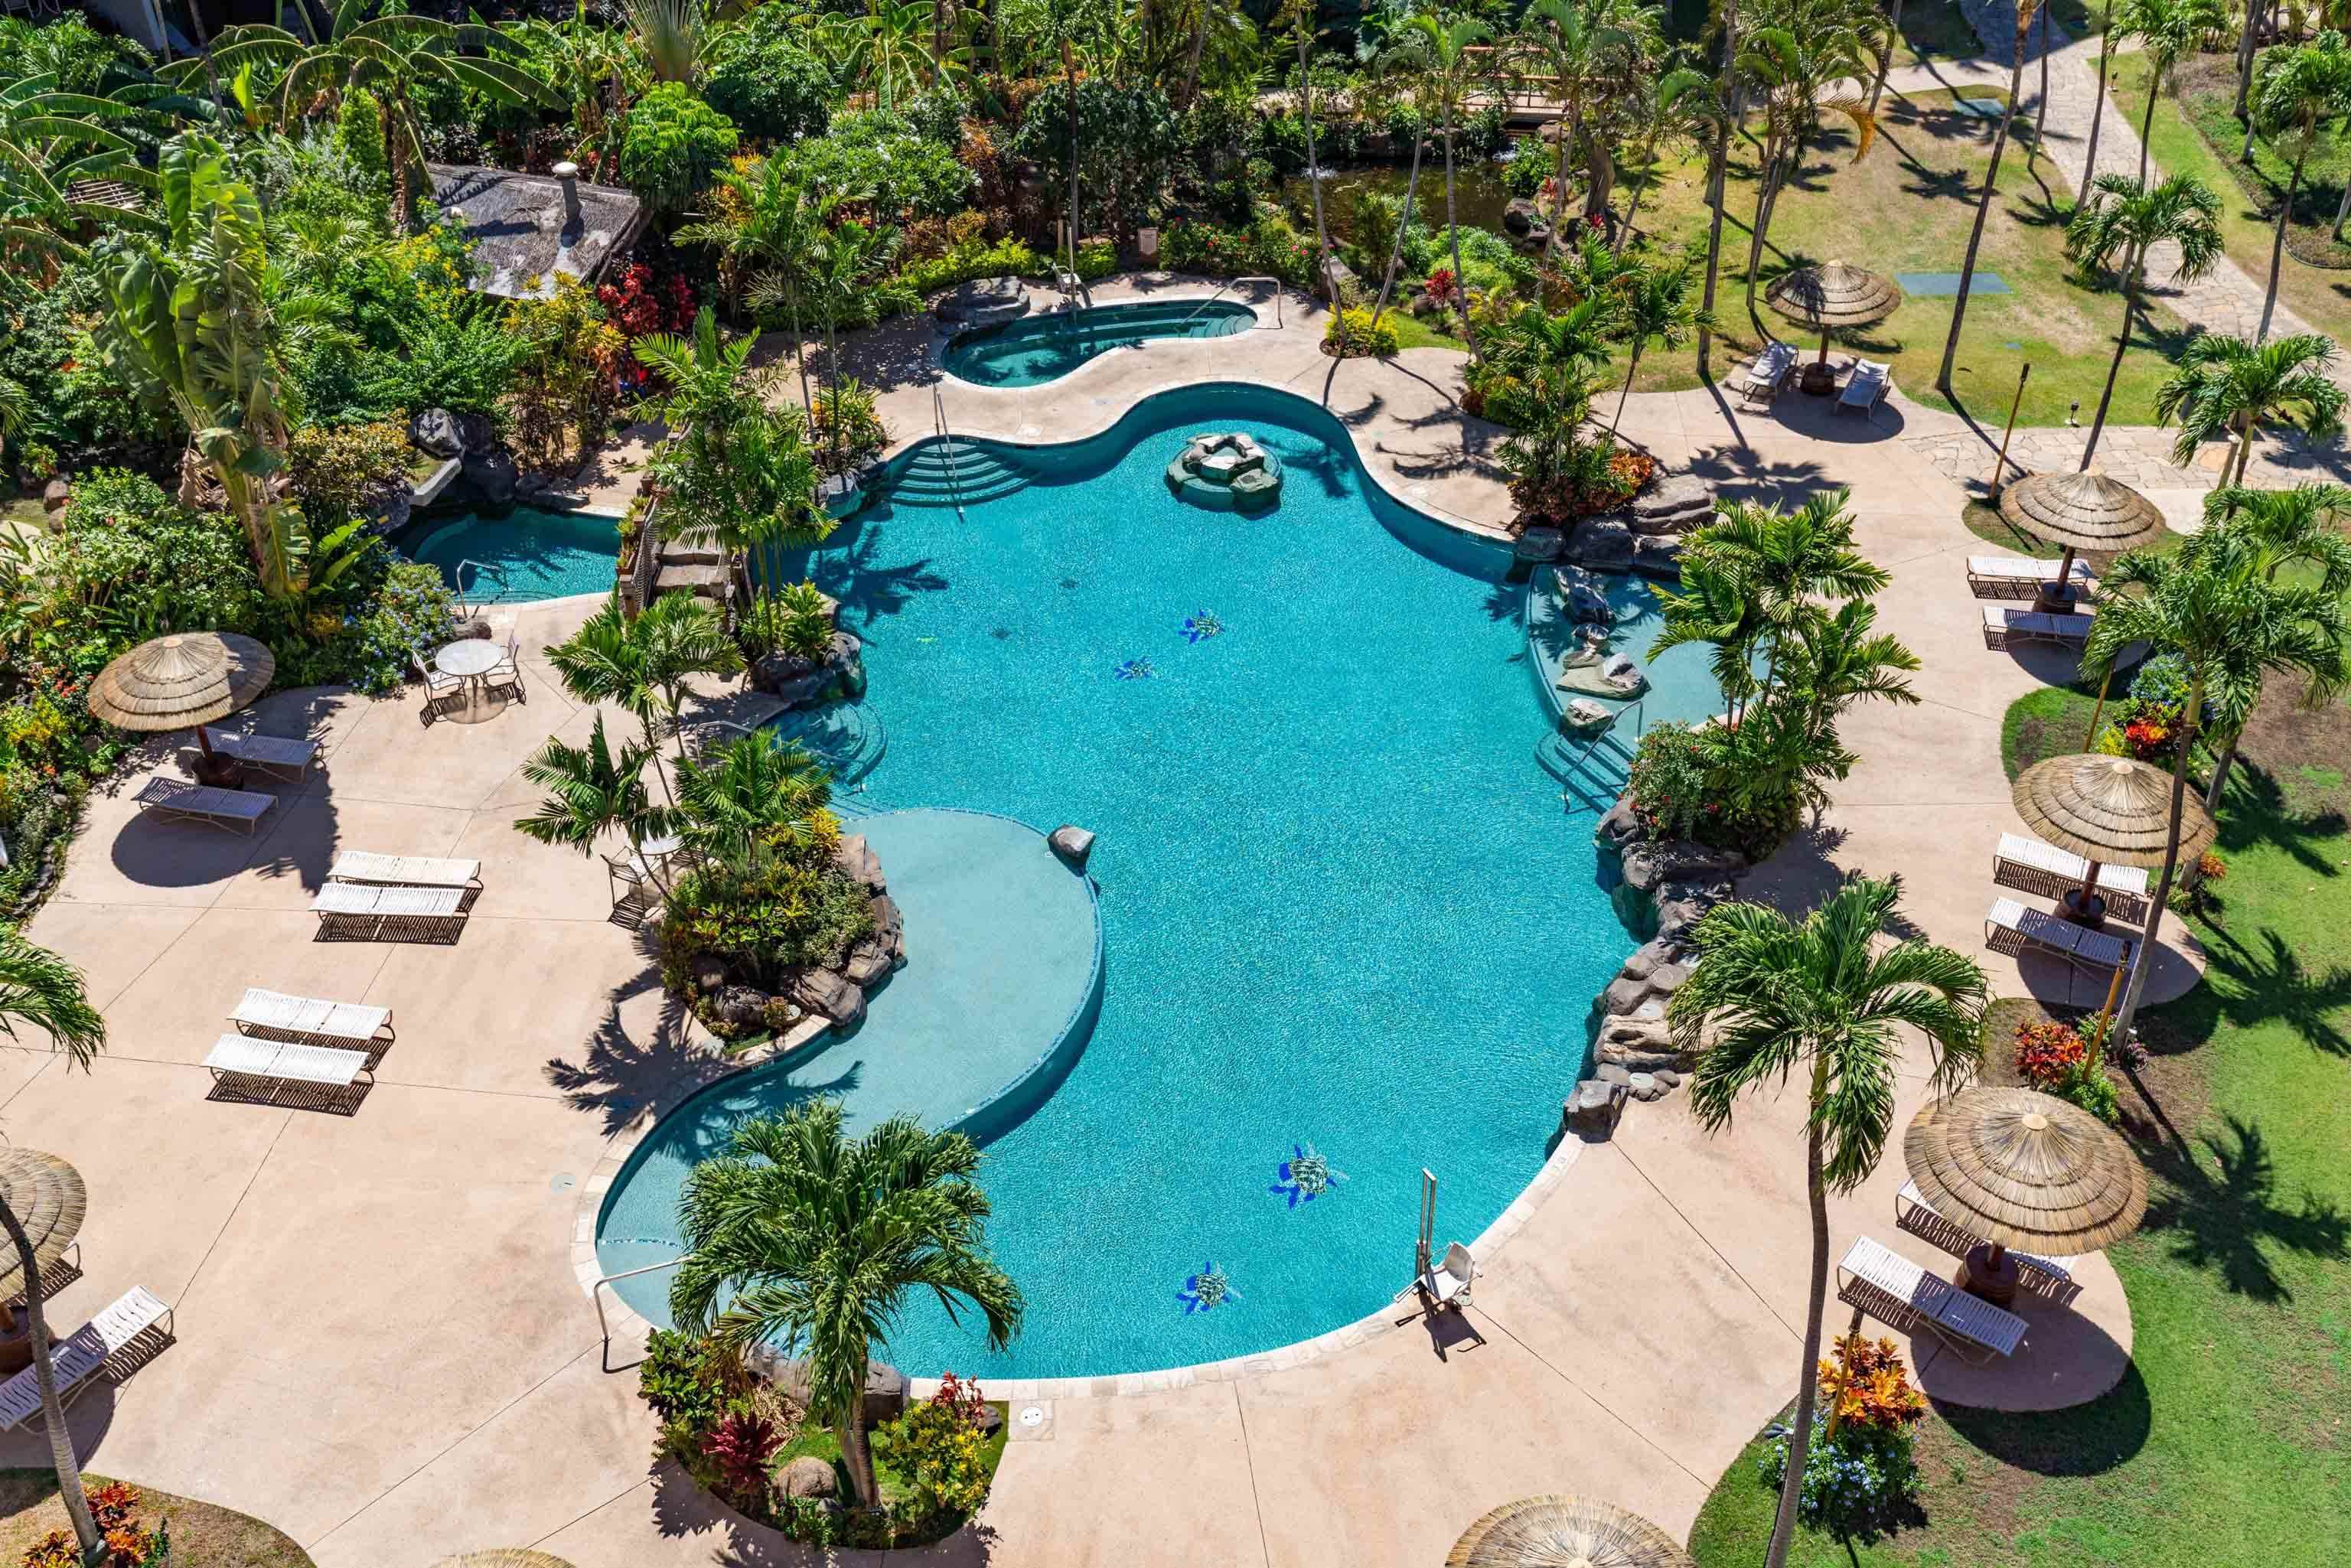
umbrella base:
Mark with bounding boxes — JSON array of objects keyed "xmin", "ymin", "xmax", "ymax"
[
  {"xmin": 1799, "ymin": 361, "xmax": 1838, "ymax": 396},
  {"xmin": 191, "ymin": 753, "xmax": 248, "ymax": 790},
  {"xmin": 2033, "ymin": 583, "xmax": 2085, "ymax": 616},
  {"xmin": 1961, "ymin": 1244, "xmax": 2021, "ymax": 1307},
  {"xmin": 2059, "ymin": 888, "xmax": 2109, "ymax": 930},
  {"xmin": 0, "ymin": 1306, "xmax": 29, "ymax": 1377}
]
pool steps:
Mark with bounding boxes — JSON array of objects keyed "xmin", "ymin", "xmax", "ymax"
[{"xmin": 885, "ymin": 438, "xmax": 1033, "ymax": 507}]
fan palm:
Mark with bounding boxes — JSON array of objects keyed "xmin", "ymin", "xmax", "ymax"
[
  {"xmin": 670, "ymin": 1102, "xmax": 1023, "ymax": 1508},
  {"xmin": 628, "ymin": 0, "xmax": 707, "ymax": 84},
  {"xmin": 0, "ymin": 930, "xmax": 108, "ymax": 1563},
  {"xmin": 2082, "ymin": 533, "xmax": 2350, "ymax": 1045},
  {"xmin": 2248, "ymin": 31, "xmax": 2351, "ymax": 341},
  {"xmin": 2154, "ymin": 331, "xmax": 2346, "ymax": 483},
  {"xmin": 2115, "ymin": 0, "xmax": 2229, "ymax": 184},
  {"xmin": 2064, "ymin": 173, "xmax": 2226, "ymax": 470},
  {"xmin": 673, "ymin": 733, "xmax": 835, "ymax": 872},
  {"xmin": 1669, "ymin": 877, "xmax": 1986, "ymax": 1568},
  {"xmin": 1608, "ymin": 256, "xmax": 1713, "ymax": 435},
  {"xmin": 1387, "ymin": 9, "xmax": 1496, "ymax": 357},
  {"xmin": 1935, "ymin": 0, "xmax": 2042, "ymax": 394},
  {"xmin": 515, "ymin": 712, "xmax": 671, "ymax": 892}
]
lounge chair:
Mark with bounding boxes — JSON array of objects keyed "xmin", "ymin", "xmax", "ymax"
[
  {"xmin": 411, "ymin": 649, "xmax": 468, "ymax": 725},
  {"xmin": 1965, "ymin": 556, "xmax": 2095, "ymax": 602},
  {"xmin": 230, "ymin": 987, "xmax": 394, "ymax": 1052},
  {"xmin": 1895, "ymin": 1180, "xmax": 2080, "ymax": 1305},
  {"xmin": 204, "ymin": 1033, "xmax": 375, "ymax": 1107},
  {"xmin": 0, "ymin": 1286, "xmax": 175, "ymax": 1432},
  {"xmin": 188, "ymin": 727, "xmax": 320, "ymax": 784},
  {"xmin": 483, "ymin": 632, "xmax": 527, "ymax": 706},
  {"xmin": 1736, "ymin": 341, "xmax": 1797, "ymax": 405},
  {"xmin": 132, "ymin": 777, "xmax": 275, "ymax": 835},
  {"xmin": 311, "ymin": 882, "xmax": 468, "ymax": 943},
  {"xmin": 1991, "ymin": 833, "xmax": 2151, "ymax": 924},
  {"xmin": 1419, "ymin": 1241, "xmax": 1475, "ymax": 1312},
  {"xmin": 1984, "ymin": 896, "xmax": 2134, "ymax": 989},
  {"xmin": 1835, "ymin": 1235, "xmax": 2026, "ymax": 1364},
  {"xmin": 1837, "ymin": 359, "xmax": 1891, "ymax": 417},
  {"xmin": 1981, "ymin": 604, "xmax": 2093, "ymax": 650},
  {"xmin": 328, "ymin": 852, "xmax": 484, "ymax": 896}
]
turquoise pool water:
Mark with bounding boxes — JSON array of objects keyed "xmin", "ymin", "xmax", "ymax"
[
  {"xmin": 405, "ymin": 507, "xmax": 619, "ymax": 601},
  {"xmin": 598, "ymin": 383, "xmax": 1723, "ymax": 1379},
  {"xmin": 943, "ymin": 299, "xmax": 1255, "ymax": 386}
]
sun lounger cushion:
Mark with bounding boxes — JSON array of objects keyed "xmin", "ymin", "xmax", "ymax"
[
  {"xmin": 133, "ymin": 777, "xmax": 275, "ymax": 833},
  {"xmin": 205, "ymin": 1033, "xmax": 370, "ymax": 1087},
  {"xmin": 1966, "ymin": 556, "xmax": 2095, "ymax": 601},
  {"xmin": 1985, "ymin": 896, "xmax": 2133, "ymax": 973},
  {"xmin": 200, "ymin": 728, "xmax": 320, "ymax": 777},
  {"xmin": 311, "ymin": 882, "xmax": 468, "ymax": 941},
  {"xmin": 0, "ymin": 1286, "xmax": 174, "ymax": 1431},
  {"xmin": 1981, "ymin": 604, "xmax": 2093, "ymax": 647},
  {"xmin": 328, "ymin": 852, "xmax": 483, "ymax": 890},
  {"xmin": 1837, "ymin": 1235, "xmax": 2026, "ymax": 1361},
  {"xmin": 1991, "ymin": 833, "xmax": 2151, "ymax": 922},
  {"xmin": 230, "ymin": 988, "xmax": 393, "ymax": 1047}
]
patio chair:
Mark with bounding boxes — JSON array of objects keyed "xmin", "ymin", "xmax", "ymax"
[
  {"xmin": 194, "ymin": 727, "xmax": 321, "ymax": 784},
  {"xmin": 203, "ymin": 1034, "xmax": 375, "ymax": 1109},
  {"xmin": 605, "ymin": 849, "xmax": 659, "ymax": 924},
  {"xmin": 1835, "ymin": 1235, "xmax": 2025, "ymax": 1364},
  {"xmin": 1981, "ymin": 604, "xmax": 2093, "ymax": 650},
  {"xmin": 1736, "ymin": 342, "xmax": 1796, "ymax": 406},
  {"xmin": 484, "ymin": 632, "xmax": 527, "ymax": 706},
  {"xmin": 411, "ymin": 649, "xmax": 468, "ymax": 725},
  {"xmin": 132, "ymin": 777, "xmax": 275, "ymax": 835},
  {"xmin": 1837, "ymin": 360, "xmax": 1891, "ymax": 417},
  {"xmin": 1419, "ymin": 1241, "xmax": 1475, "ymax": 1312},
  {"xmin": 0, "ymin": 1286, "xmax": 175, "ymax": 1432},
  {"xmin": 1991, "ymin": 833, "xmax": 2151, "ymax": 924},
  {"xmin": 1984, "ymin": 897, "xmax": 2134, "ymax": 988},
  {"xmin": 1895, "ymin": 1181, "xmax": 2080, "ymax": 1305},
  {"xmin": 230, "ymin": 986, "xmax": 395, "ymax": 1053},
  {"xmin": 1965, "ymin": 556, "xmax": 2095, "ymax": 602}
]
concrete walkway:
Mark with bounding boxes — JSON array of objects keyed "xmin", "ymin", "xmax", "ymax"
[{"xmin": 4, "ymin": 317, "xmax": 2164, "ymax": 1566}]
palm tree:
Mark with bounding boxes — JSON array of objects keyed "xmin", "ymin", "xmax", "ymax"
[
  {"xmin": 546, "ymin": 592, "xmax": 739, "ymax": 804},
  {"xmin": 681, "ymin": 161, "xmax": 831, "ymax": 408},
  {"xmin": 1516, "ymin": 0, "xmax": 1646, "ymax": 252},
  {"xmin": 2116, "ymin": 0, "xmax": 2229, "ymax": 186},
  {"xmin": 802, "ymin": 220, "xmax": 900, "ymax": 474},
  {"xmin": 0, "ymin": 930, "xmax": 109, "ymax": 1563},
  {"xmin": 670, "ymin": 1102, "xmax": 1022, "ymax": 1508},
  {"xmin": 1616, "ymin": 66, "xmax": 1719, "ymax": 261},
  {"xmin": 2083, "ymin": 16, "xmax": 2118, "ymax": 208},
  {"xmin": 1391, "ymin": 9, "xmax": 1496, "ymax": 357},
  {"xmin": 1368, "ymin": 29, "xmax": 1435, "ymax": 333},
  {"xmin": 2064, "ymin": 173, "xmax": 2226, "ymax": 469},
  {"xmin": 628, "ymin": 0, "xmax": 707, "ymax": 84},
  {"xmin": 1683, "ymin": 487, "xmax": 1890, "ymax": 693},
  {"xmin": 2084, "ymin": 533, "xmax": 2349, "ymax": 1045},
  {"xmin": 1669, "ymin": 878, "xmax": 1986, "ymax": 1568},
  {"xmin": 1608, "ymin": 256, "xmax": 1713, "ymax": 435},
  {"xmin": 1696, "ymin": 0, "xmax": 1742, "ymax": 375},
  {"xmin": 673, "ymin": 733, "xmax": 836, "ymax": 872},
  {"xmin": 1649, "ymin": 555, "xmax": 1761, "ymax": 720},
  {"xmin": 1781, "ymin": 595, "xmax": 1922, "ymax": 759},
  {"xmin": 1936, "ymin": 0, "xmax": 2043, "ymax": 394},
  {"xmin": 1282, "ymin": 0, "xmax": 1343, "ymax": 347},
  {"xmin": 515, "ymin": 712, "xmax": 673, "ymax": 895},
  {"xmin": 1734, "ymin": 6, "xmax": 1880, "ymax": 319},
  {"xmin": 2247, "ymin": 32, "xmax": 2351, "ymax": 342},
  {"xmin": 2153, "ymin": 331, "xmax": 2346, "ymax": 482}
]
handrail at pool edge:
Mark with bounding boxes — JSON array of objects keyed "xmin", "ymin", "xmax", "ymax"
[
  {"xmin": 594, "ymin": 1255, "xmax": 682, "ymax": 1368},
  {"xmin": 1183, "ymin": 275, "xmax": 1283, "ymax": 329}
]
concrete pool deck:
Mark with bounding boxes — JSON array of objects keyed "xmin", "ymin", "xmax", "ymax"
[{"xmin": 5, "ymin": 307, "xmax": 2177, "ymax": 1567}]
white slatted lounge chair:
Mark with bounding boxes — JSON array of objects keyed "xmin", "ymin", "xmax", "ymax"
[
  {"xmin": 230, "ymin": 987, "xmax": 395, "ymax": 1051},
  {"xmin": 1420, "ymin": 1241, "xmax": 1475, "ymax": 1312},
  {"xmin": 1737, "ymin": 341, "xmax": 1797, "ymax": 405},
  {"xmin": 197, "ymin": 727, "xmax": 321, "ymax": 783},
  {"xmin": 1895, "ymin": 1180, "xmax": 2079, "ymax": 1303},
  {"xmin": 1981, "ymin": 604, "xmax": 2093, "ymax": 650},
  {"xmin": 1991, "ymin": 833, "xmax": 2152, "ymax": 924},
  {"xmin": 1835, "ymin": 1235, "xmax": 2026, "ymax": 1364},
  {"xmin": 411, "ymin": 649, "xmax": 468, "ymax": 725},
  {"xmin": 328, "ymin": 852, "xmax": 484, "ymax": 894},
  {"xmin": 311, "ymin": 882, "xmax": 468, "ymax": 943},
  {"xmin": 204, "ymin": 1035, "xmax": 374, "ymax": 1106},
  {"xmin": 1965, "ymin": 556, "xmax": 2095, "ymax": 601},
  {"xmin": 0, "ymin": 1286, "xmax": 175, "ymax": 1432},
  {"xmin": 1985, "ymin": 896, "xmax": 2134, "ymax": 983},
  {"xmin": 133, "ymin": 777, "xmax": 276, "ymax": 835},
  {"xmin": 1837, "ymin": 359, "xmax": 1891, "ymax": 417}
]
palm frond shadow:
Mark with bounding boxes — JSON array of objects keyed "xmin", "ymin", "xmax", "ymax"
[
  {"xmin": 2216, "ymin": 762, "xmax": 2347, "ymax": 882},
  {"xmin": 2137, "ymin": 1114, "xmax": 2351, "ymax": 1301},
  {"xmin": 1935, "ymin": 1361, "xmax": 2153, "ymax": 1476}
]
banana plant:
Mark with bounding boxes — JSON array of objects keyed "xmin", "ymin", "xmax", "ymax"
[{"xmin": 0, "ymin": 71, "xmax": 170, "ymax": 270}]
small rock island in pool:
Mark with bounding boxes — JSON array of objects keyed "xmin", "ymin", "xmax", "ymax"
[{"xmin": 1166, "ymin": 431, "xmax": 1283, "ymax": 510}]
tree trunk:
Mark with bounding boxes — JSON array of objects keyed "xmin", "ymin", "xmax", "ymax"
[
  {"xmin": 840, "ymin": 1394, "xmax": 879, "ymax": 1506},
  {"xmin": 1550, "ymin": 101, "xmax": 1583, "ymax": 255},
  {"xmin": 2261, "ymin": 153, "xmax": 2304, "ymax": 342},
  {"xmin": 1368, "ymin": 126, "xmax": 1424, "ymax": 331},
  {"xmin": 1302, "ymin": 34, "xmax": 1344, "ymax": 349},
  {"xmin": 0, "ymin": 1202, "xmax": 99, "ymax": 1560},
  {"xmin": 1612, "ymin": 122, "xmax": 1663, "ymax": 259},
  {"xmin": 2111, "ymin": 675, "xmax": 2203, "ymax": 1046},
  {"xmin": 1937, "ymin": 32, "xmax": 2029, "ymax": 393},
  {"xmin": 2032, "ymin": 4, "xmax": 2050, "ymax": 162},
  {"xmin": 1446, "ymin": 118, "xmax": 1478, "ymax": 358},
  {"xmin": 1764, "ymin": 1089, "xmax": 1834, "ymax": 1568},
  {"xmin": 1611, "ymin": 344, "xmax": 1644, "ymax": 436},
  {"xmin": 2139, "ymin": 60, "xmax": 2161, "ymax": 186},
  {"xmin": 2079, "ymin": 262, "xmax": 2137, "ymax": 470},
  {"xmin": 1697, "ymin": 0, "xmax": 1742, "ymax": 374},
  {"xmin": 2234, "ymin": 413, "xmax": 2259, "ymax": 483},
  {"xmin": 2083, "ymin": 37, "xmax": 2112, "ymax": 207},
  {"xmin": 2238, "ymin": 0, "xmax": 2263, "ymax": 121},
  {"xmin": 2333, "ymin": 165, "xmax": 2351, "ymax": 238},
  {"xmin": 1743, "ymin": 143, "xmax": 1785, "ymax": 317},
  {"xmin": 1868, "ymin": 0, "xmax": 1905, "ymax": 116},
  {"xmin": 2204, "ymin": 726, "xmax": 2242, "ymax": 811},
  {"xmin": 1064, "ymin": 41, "xmax": 1081, "ymax": 280},
  {"xmin": 1182, "ymin": 0, "xmax": 1208, "ymax": 108},
  {"xmin": 789, "ymin": 286, "xmax": 812, "ymax": 412}
]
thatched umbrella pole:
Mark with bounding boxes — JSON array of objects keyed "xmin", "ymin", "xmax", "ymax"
[
  {"xmin": 1997, "ymin": 470, "xmax": 2167, "ymax": 615},
  {"xmin": 2014, "ymin": 751, "xmax": 2216, "ymax": 927},
  {"xmin": 87, "ymin": 632, "xmax": 276, "ymax": 790}
]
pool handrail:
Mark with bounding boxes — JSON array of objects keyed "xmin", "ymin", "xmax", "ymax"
[
  {"xmin": 593, "ymin": 1255, "xmax": 681, "ymax": 1368},
  {"xmin": 1183, "ymin": 276, "xmax": 1283, "ymax": 329},
  {"xmin": 452, "ymin": 557, "xmax": 511, "ymax": 618},
  {"xmin": 933, "ymin": 385, "xmax": 965, "ymax": 517}
]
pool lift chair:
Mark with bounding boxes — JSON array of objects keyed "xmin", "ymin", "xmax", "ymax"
[{"xmin": 1409, "ymin": 1168, "xmax": 1476, "ymax": 1315}]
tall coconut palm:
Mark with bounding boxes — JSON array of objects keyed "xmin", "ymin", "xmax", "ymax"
[
  {"xmin": 1671, "ymin": 877, "xmax": 1985, "ymax": 1568},
  {"xmin": 2083, "ymin": 17, "xmax": 2118, "ymax": 208},
  {"xmin": 2116, "ymin": 0, "xmax": 2229, "ymax": 186},
  {"xmin": 514, "ymin": 712, "xmax": 674, "ymax": 895},
  {"xmin": 1281, "ymin": 0, "xmax": 1343, "ymax": 347},
  {"xmin": 1608, "ymin": 256, "xmax": 1714, "ymax": 435},
  {"xmin": 1368, "ymin": 28, "xmax": 1436, "ymax": 332},
  {"xmin": 2190, "ymin": 484, "xmax": 2351, "ymax": 806},
  {"xmin": 1936, "ymin": 0, "xmax": 2043, "ymax": 395},
  {"xmin": 2064, "ymin": 173, "xmax": 2226, "ymax": 469},
  {"xmin": 1391, "ymin": 9, "xmax": 1496, "ymax": 358},
  {"xmin": 2083, "ymin": 533, "xmax": 2349, "ymax": 1045},
  {"xmin": 670, "ymin": 1102, "xmax": 1022, "ymax": 1508},
  {"xmin": 2153, "ymin": 331, "xmax": 2346, "ymax": 482},
  {"xmin": 1615, "ymin": 65, "xmax": 1718, "ymax": 259},
  {"xmin": 1733, "ymin": 5, "xmax": 1880, "ymax": 318},
  {"xmin": 0, "ymin": 931, "xmax": 108, "ymax": 1563},
  {"xmin": 2248, "ymin": 31, "xmax": 2351, "ymax": 341},
  {"xmin": 1696, "ymin": 0, "xmax": 1742, "ymax": 374}
]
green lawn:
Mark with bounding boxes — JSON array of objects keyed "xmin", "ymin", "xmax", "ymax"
[
  {"xmin": 1689, "ymin": 670, "xmax": 2351, "ymax": 1567},
  {"xmin": 1614, "ymin": 88, "xmax": 2190, "ymax": 425},
  {"xmin": 0, "ymin": 1472, "xmax": 311, "ymax": 1568}
]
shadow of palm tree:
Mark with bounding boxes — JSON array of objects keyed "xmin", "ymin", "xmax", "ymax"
[
  {"xmin": 2138, "ymin": 1114, "xmax": 2351, "ymax": 1302},
  {"xmin": 785, "ymin": 520, "xmax": 951, "ymax": 633},
  {"xmin": 546, "ymin": 960, "xmax": 732, "ymax": 1137},
  {"xmin": 2216, "ymin": 762, "xmax": 2348, "ymax": 882},
  {"xmin": 2196, "ymin": 925, "xmax": 2351, "ymax": 1058},
  {"xmin": 1935, "ymin": 1361, "xmax": 2153, "ymax": 1476}
]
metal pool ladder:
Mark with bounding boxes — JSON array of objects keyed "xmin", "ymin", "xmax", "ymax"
[
  {"xmin": 933, "ymin": 384, "xmax": 966, "ymax": 518},
  {"xmin": 1184, "ymin": 275, "xmax": 1283, "ymax": 328},
  {"xmin": 452, "ymin": 558, "xmax": 511, "ymax": 619}
]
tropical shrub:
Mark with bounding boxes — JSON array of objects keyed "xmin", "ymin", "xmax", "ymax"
[
  {"xmin": 1756, "ymin": 1333, "xmax": 1925, "ymax": 1540},
  {"xmin": 1623, "ymin": 720, "xmax": 1803, "ymax": 856},
  {"xmin": 335, "ymin": 86, "xmax": 393, "ymax": 206},
  {"xmin": 1159, "ymin": 214, "xmax": 1319, "ymax": 288},
  {"xmin": 660, "ymin": 851, "xmax": 876, "ymax": 994},
  {"xmin": 507, "ymin": 278, "xmax": 631, "ymax": 470},
  {"xmin": 1012, "ymin": 77, "xmax": 1182, "ymax": 245},
  {"xmin": 2014, "ymin": 1019, "xmax": 2122, "ymax": 1123},
  {"xmin": 1073, "ymin": 239, "xmax": 1119, "ymax": 281},
  {"xmin": 362, "ymin": 309, "xmax": 525, "ymax": 422},
  {"xmin": 807, "ymin": 379, "xmax": 889, "ymax": 478},
  {"xmin": 621, "ymin": 83, "xmax": 741, "ymax": 217},
  {"xmin": 739, "ymin": 582, "xmax": 836, "ymax": 664},
  {"xmin": 704, "ymin": 18, "xmax": 835, "ymax": 143},
  {"xmin": 788, "ymin": 109, "xmax": 973, "ymax": 220},
  {"xmin": 701, "ymin": 1410, "xmax": 784, "ymax": 1511},
  {"xmin": 897, "ymin": 237, "xmax": 1045, "ymax": 297},
  {"xmin": 21, "ymin": 1479, "xmax": 166, "ymax": 1568},
  {"xmin": 289, "ymin": 419, "xmax": 413, "ymax": 529},
  {"xmin": 1322, "ymin": 308, "xmax": 1399, "ymax": 358},
  {"xmin": 1502, "ymin": 137, "xmax": 1550, "ymax": 197},
  {"xmin": 872, "ymin": 1372, "xmax": 999, "ymax": 1522},
  {"xmin": 639, "ymin": 1327, "xmax": 735, "ymax": 1431},
  {"xmin": 2092, "ymin": 653, "xmax": 2196, "ymax": 764}
]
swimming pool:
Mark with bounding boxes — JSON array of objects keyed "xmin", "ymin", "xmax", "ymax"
[
  {"xmin": 404, "ymin": 506, "xmax": 619, "ymax": 602},
  {"xmin": 596, "ymin": 383, "xmax": 1723, "ymax": 1379},
  {"xmin": 942, "ymin": 299, "xmax": 1255, "ymax": 386}
]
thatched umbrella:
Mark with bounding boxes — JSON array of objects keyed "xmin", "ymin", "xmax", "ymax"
[
  {"xmin": 1764, "ymin": 261, "xmax": 1903, "ymax": 392},
  {"xmin": 431, "ymin": 1553, "xmax": 576, "ymax": 1568},
  {"xmin": 1997, "ymin": 470, "xmax": 2166, "ymax": 612},
  {"xmin": 87, "ymin": 631, "xmax": 275, "ymax": 787},
  {"xmin": 2014, "ymin": 751, "xmax": 2216, "ymax": 925},
  {"xmin": 1905, "ymin": 1087, "xmax": 2147, "ymax": 1304},
  {"xmin": 0, "ymin": 1149, "xmax": 87, "ymax": 1310},
  {"xmin": 1446, "ymin": 1495, "xmax": 1695, "ymax": 1568}
]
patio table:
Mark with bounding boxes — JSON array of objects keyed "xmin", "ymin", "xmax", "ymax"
[{"xmin": 434, "ymin": 638, "xmax": 507, "ymax": 719}]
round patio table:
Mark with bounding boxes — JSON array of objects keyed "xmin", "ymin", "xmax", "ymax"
[{"xmin": 434, "ymin": 638, "xmax": 507, "ymax": 719}]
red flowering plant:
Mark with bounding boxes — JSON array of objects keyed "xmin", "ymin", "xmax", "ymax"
[
  {"xmin": 699, "ymin": 1409, "xmax": 784, "ymax": 1512},
  {"xmin": 2014, "ymin": 1019, "xmax": 2090, "ymax": 1090},
  {"xmin": 596, "ymin": 262, "xmax": 700, "ymax": 395},
  {"xmin": 1423, "ymin": 267, "xmax": 1459, "ymax": 307}
]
